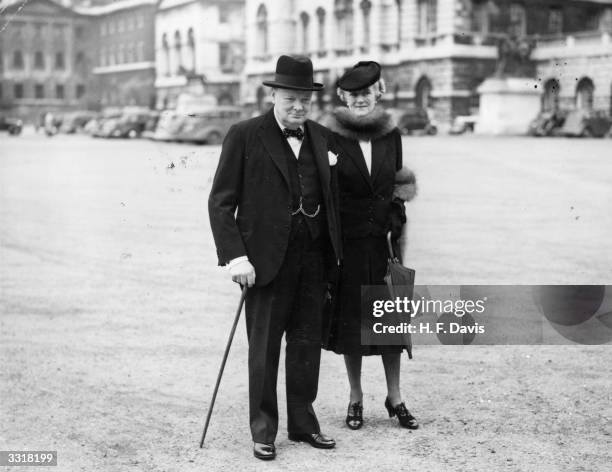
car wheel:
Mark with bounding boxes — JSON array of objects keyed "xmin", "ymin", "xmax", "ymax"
[
  {"xmin": 428, "ymin": 126, "xmax": 438, "ymax": 136},
  {"xmin": 206, "ymin": 131, "xmax": 222, "ymax": 145},
  {"xmin": 127, "ymin": 129, "xmax": 139, "ymax": 139}
]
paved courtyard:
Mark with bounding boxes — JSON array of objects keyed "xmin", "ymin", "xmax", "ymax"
[{"xmin": 1, "ymin": 132, "xmax": 611, "ymax": 471}]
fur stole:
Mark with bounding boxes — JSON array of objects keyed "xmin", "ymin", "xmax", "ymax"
[{"xmin": 326, "ymin": 106, "xmax": 395, "ymax": 141}]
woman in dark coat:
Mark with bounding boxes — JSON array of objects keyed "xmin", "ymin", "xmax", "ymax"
[{"xmin": 323, "ymin": 61, "xmax": 418, "ymax": 430}]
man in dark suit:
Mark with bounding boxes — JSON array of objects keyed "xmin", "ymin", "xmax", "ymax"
[{"xmin": 208, "ymin": 55, "xmax": 341, "ymax": 460}]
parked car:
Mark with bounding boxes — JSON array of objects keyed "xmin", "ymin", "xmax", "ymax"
[
  {"xmin": 150, "ymin": 110, "xmax": 187, "ymax": 141},
  {"xmin": 450, "ymin": 115, "xmax": 479, "ymax": 135},
  {"xmin": 59, "ymin": 111, "xmax": 97, "ymax": 134},
  {"xmin": 102, "ymin": 110, "xmax": 158, "ymax": 138},
  {"xmin": 0, "ymin": 115, "xmax": 23, "ymax": 135},
  {"xmin": 387, "ymin": 107, "xmax": 437, "ymax": 135},
  {"xmin": 174, "ymin": 107, "xmax": 244, "ymax": 144},
  {"xmin": 527, "ymin": 110, "xmax": 567, "ymax": 137},
  {"xmin": 558, "ymin": 109, "xmax": 612, "ymax": 138},
  {"xmin": 140, "ymin": 113, "xmax": 161, "ymax": 139},
  {"xmin": 90, "ymin": 110, "xmax": 123, "ymax": 137}
]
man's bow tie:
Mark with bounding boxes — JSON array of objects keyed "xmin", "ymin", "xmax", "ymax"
[{"xmin": 282, "ymin": 127, "xmax": 304, "ymax": 140}]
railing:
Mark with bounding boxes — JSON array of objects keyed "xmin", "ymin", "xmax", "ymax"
[{"xmin": 532, "ymin": 30, "xmax": 611, "ymax": 48}]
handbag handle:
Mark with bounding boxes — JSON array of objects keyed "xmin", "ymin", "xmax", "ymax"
[{"xmin": 386, "ymin": 231, "xmax": 399, "ymax": 263}]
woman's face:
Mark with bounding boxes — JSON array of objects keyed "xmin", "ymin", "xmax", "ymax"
[{"xmin": 344, "ymin": 86, "xmax": 378, "ymax": 116}]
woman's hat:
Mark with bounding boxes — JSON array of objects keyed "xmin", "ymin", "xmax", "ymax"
[
  {"xmin": 336, "ymin": 61, "xmax": 381, "ymax": 91},
  {"xmin": 262, "ymin": 55, "xmax": 324, "ymax": 91}
]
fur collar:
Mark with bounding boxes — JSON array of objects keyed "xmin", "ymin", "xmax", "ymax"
[{"xmin": 327, "ymin": 106, "xmax": 395, "ymax": 141}]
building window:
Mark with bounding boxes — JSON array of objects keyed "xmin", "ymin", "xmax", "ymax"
[
  {"xmin": 34, "ymin": 51, "xmax": 45, "ymax": 69},
  {"xmin": 395, "ymin": 0, "xmax": 403, "ymax": 45},
  {"xmin": 361, "ymin": 0, "xmax": 372, "ymax": 50},
  {"xmin": 576, "ymin": 77, "xmax": 594, "ymax": 111},
  {"xmin": 100, "ymin": 47, "xmax": 106, "ymax": 67},
  {"xmin": 126, "ymin": 43, "xmax": 134, "ymax": 63},
  {"xmin": 14, "ymin": 83, "xmax": 24, "ymax": 99},
  {"xmin": 34, "ymin": 22, "xmax": 45, "ymax": 38},
  {"xmin": 219, "ymin": 3, "xmax": 230, "ymax": 23},
  {"xmin": 76, "ymin": 84, "xmax": 85, "ymax": 99},
  {"xmin": 256, "ymin": 4, "xmax": 269, "ymax": 56},
  {"xmin": 137, "ymin": 13, "xmax": 144, "ymax": 29},
  {"xmin": 101, "ymin": 22, "xmax": 107, "ymax": 36},
  {"xmin": 118, "ymin": 44, "xmax": 125, "ymax": 64},
  {"xmin": 316, "ymin": 8, "xmax": 326, "ymax": 51},
  {"xmin": 35, "ymin": 84, "xmax": 45, "ymax": 99},
  {"xmin": 187, "ymin": 28, "xmax": 195, "ymax": 72},
  {"xmin": 55, "ymin": 52, "xmax": 65, "ymax": 69},
  {"xmin": 471, "ymin": 0, "xmax": 490, "ymax": 35},
  {"xmin": 127, "ymin": 14, "xmax": 134, "ymax": 31},
  {"xmin": 509, "ymin": 2, "xmax": 526, "ymax": 36},
  {"xmin": 174, "ymin": 30, "xmax": 182, "ymax": 74},
  {"xmin": 118, "ymin": 18, "xmax": 124, "ymax": 33},
  {"xmin": 162, "ymin": 33, "xmax": 170, "ymax": 75},
  {"xmin": 548, "ymin": 8, "xmax": 563, "ymax": 34},
  {"xmin": 334, "ymin": 0, "xmax": 355, "ymax": 51},
  {"xmin": 109, "ymin": 46, "xmax": 115, "ymax": 66},
  {"xmin": 13, "ymin": 50, "xmax": 24, "ymax": 69},
  {"xmin": 417, "ymin": 0, "xmax": 437, "ymax": 36},
  {"xmin": 219, "ymin": 42, "xmax": 232, "ymax": 72},
  {"xmin": 75, "ymin": 25, "xmax": 84, "ymax": 39},
  {"xmin": 75, "ymin": 51, "xmax": 85, "ymax": 72},
  {"xmin": 109, "ymin": 20, "xmax": 115, "ymax": 34},
  {"xmin": 56, "ymin": 84, "xmax": 64, "ymax": 99},
  {"xmin": 137, "ymin": 41, "xmax": 145, "ymax": 62},
  {"xmin": 542, "ymin": 79, "xmax": 560, "ymax": 112},
  {"xmin": 53, "ymin": 24, "xmax": 66, "ymax": 41},
  {"xmin": 300, "ymin": 12, "xmax": 310, "ymax": 52}
]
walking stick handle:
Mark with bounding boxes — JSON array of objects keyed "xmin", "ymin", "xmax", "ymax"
[{"xmin": 199, "ymin": 285, "xmax": 248, "ymax": 447}]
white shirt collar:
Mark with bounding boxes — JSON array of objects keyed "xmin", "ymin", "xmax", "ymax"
[{"xmin": 273, "ymin": 107, "xmax": 304, "ymax": 135}]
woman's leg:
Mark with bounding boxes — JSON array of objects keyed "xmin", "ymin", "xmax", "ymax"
[
  {"xmin": 344, "ymin": 354, "xmax": 363, "ymax": 403},
  {"xmin": 381, "ymin": 353, "xmax": 402, "ymax": 405}
]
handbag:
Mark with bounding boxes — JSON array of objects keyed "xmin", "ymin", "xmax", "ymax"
[
  {"xmin": 384, "ymin": 232, "xmax": 415, "ymax": 299},
  {"xmin": 383, "ymin": 232, "xmax": 415, "ymax": 358}
]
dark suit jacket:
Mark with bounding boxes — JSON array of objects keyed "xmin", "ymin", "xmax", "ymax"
[
  {"xmin": 333, "ymin": 128, "xmax": 403, "ymax": 239},
  {"xmin": 208, "ymin": 109, "xmax": 341, "ymax": 287}
]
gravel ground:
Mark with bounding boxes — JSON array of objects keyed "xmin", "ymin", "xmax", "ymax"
[{"xmin": 1, "ymin": 133, "xmax": 611, "ymax": 471}]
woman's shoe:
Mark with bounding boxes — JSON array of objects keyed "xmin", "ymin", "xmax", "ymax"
[
  {"xmin": 345, "ymin": 401, "xmax": 363, "ymax": 430},
  {"xmin": 384, "ymin": 398, "xmax": 419, "ymax": 429}
]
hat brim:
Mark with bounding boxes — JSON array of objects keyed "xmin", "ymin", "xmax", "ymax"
[{"xmin": 262, "ymin": 80, "xmax": 324, "ymax": 91}]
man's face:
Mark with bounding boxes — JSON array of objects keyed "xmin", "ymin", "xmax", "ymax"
[{"xmin": 272, "ymin": 88, "xmax": 313, "ymax": 129}]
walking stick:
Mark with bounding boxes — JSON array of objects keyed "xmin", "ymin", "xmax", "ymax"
[{"xmin": 199, "ymin": 285, "xmax": 248, "ymax": 448}]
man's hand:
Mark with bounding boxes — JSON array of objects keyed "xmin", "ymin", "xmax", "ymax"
[{"xmin": 229, "ymin": 259, "xmax": 256, "ymax": 287}]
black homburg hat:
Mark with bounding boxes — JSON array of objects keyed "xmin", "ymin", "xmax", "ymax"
[{"xmin": 262, "ymin": 55, "xmax": 324, "ymax": 91}]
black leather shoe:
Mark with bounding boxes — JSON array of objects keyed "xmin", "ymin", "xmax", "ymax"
[
  {"xmin": 253, "ymin": 442, "xmax": 276, "ymax": 460},
  {"xmin": 345, "ymin": 401, "xmax": 363, "ymax": 430},
  {"xmin": 384, "ymin": 398, "xmax": 419, "ymax": 429},
  {"xmin": 288, "ymin": 432, "xmax": 336, "ymax": 449}
]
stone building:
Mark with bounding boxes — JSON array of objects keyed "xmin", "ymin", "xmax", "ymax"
[
  {"xmin": 154, "ymin": 0, "xmax": 245, "ymax": 109},
  {"xmin": 243, "ymin": 0, "xmax": 612, "ymax": 125},
  {"xmin": 0, "ymin": 0, "xmax": 96, "ymax": 120},
  {"xmin": 76, "ymin": 0, "xmax": 158, "ymax": 109}
]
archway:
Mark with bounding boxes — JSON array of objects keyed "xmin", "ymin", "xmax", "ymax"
[
  {"xmin": 575, "ymin": 77, "xmax": 594, "ymax": 111},
  {"xmin": 415, "ymin": 76, "xmax": 433, "ymax": 109}
]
